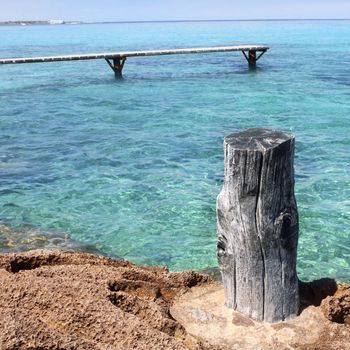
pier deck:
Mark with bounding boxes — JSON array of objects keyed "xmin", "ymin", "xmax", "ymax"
[{"xmin": 0, "ymin": 44, "xmax": 269, "ymax": 77}]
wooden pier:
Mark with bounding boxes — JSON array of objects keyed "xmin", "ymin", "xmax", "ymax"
[{"xmin": 0, "ymin": 44, "xmax": 269, "ymax": 78}]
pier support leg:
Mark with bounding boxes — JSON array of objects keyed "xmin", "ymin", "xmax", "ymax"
[
  {"xmin": 242, "ymin": 49, "xmax": 267, "ymax": 69},
  {"xmin": 105, "ymin": 57, "xmax": 126, "ymax": 79},
  {"xmin": 248, "ymin": 50, "xmax": 257, "ymax": 68}
]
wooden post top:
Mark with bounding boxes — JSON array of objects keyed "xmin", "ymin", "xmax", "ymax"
[{"xmin": 224, "ymin": 128, "xmax": 294, "ymax": 151}]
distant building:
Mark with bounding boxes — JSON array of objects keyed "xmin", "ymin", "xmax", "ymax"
[{"xmin": 48, "ymin": 19, "xmax": 64, "ymax": 25}]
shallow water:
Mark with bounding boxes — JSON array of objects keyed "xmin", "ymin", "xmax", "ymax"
[{"xmin": 0, "ymin": 21, "xmax": 349, "ymax": 281}]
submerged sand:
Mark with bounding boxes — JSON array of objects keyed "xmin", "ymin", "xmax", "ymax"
[{"xmin": 0, "ymin": 250, "xmax": 349, "ymax": 349}]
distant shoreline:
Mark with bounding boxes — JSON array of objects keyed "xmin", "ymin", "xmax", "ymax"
[
  {"xmin": 1, "ymin": 18, "xmax": 350, "ymax": 26},
  {"xmin": 0, "ymin": 20, "xmax": 81, "ymax": 25}
]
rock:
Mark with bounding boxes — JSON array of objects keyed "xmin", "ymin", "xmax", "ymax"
[
  {"xmin": 171, "ymin": 283, "xmax": 350, "ymax": 350},
  {"xmin": 321, "ymin": 283, "xmax": 350, "ymax": 326},
  {"xmin": 1, "ymin": 250, "xmax": 349, "ymax": 350},
  {"xmin": 0, "ymin": 224, "xmax": 100, "ymax": 254},
  {"xmin": 0, "ymin": 250, "xmax": 211, "ymax": 350}
]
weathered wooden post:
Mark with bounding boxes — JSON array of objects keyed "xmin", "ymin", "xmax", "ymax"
[{"xmin": 217, "ymin": 128, "xmax": 299, "ymax": 323}]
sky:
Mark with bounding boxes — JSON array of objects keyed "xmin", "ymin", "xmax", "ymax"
[{"xmin": 1, "ymin": 0, "xmax": 350, "ymax": 22}]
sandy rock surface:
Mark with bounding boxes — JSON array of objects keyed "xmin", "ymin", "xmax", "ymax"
[
  {"xmin": 171, "ymin": 283, "xmax": 350, "ymax": 350},
  {"xmin": 0, "ymin": 250, "xmax": 349, "ymax": 350},
  {"xmin": 0, "ymin": 250, "xmax": 211, "ymax": 350}
]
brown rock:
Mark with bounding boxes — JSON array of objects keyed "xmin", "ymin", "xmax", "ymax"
[
  {"xmin": 0, "ymin": 250, "xmax": 211, "ymax": 350},
  {"xmin": 321, "ymin": 283, "xmax": 350, "ymax": 326},
  {"xmin": 1, "ymin": 250, "xmax": 350, "ymax": 350}
]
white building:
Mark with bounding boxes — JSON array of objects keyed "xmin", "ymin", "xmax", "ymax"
[{"xmin": 48, "ymin": 19, "xmax": 64, "ymax": 25}]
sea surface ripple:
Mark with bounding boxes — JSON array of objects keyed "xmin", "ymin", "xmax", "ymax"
[{"xmin": 0, "ymin": 20, "xmax": 349, "ymax": 281}]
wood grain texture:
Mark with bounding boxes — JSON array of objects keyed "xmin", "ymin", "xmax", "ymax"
[{"xmin": 217, "ymin": 128, "xmax": 299, "ymax": 323}]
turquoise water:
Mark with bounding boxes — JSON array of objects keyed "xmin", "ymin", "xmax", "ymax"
[{"xmin": 0, "ymin": 21, "xmax": 349, "ymax": 281}]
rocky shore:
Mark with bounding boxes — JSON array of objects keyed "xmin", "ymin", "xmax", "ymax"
[
  {"xmin": 0, "ymin": 20, "xmax": 81, "ymax": 25},
  {"xmin": 0, "ymin": 250, "xmax": 349, "ymax": 349}
]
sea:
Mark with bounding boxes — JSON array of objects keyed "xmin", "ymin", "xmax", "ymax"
[{"xmin": 0, "ymin": 20, "xmax": 349, "ymax": 282}]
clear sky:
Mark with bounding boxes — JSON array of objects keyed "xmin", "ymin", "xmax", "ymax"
[{"xmin": 1, "ymin": 0, "xmax": 350, "ymax": 22}]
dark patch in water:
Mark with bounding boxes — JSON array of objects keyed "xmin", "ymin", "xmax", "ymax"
[
  {"xmin": 2, "ymin": 203, "xmax": 20, "ymax": 208},
  {"xmin": 0, "ymin": 189, "xmax": 22, "ymax": 195},
  {"xmin": 315, "ymin": 73, "xmax": 350, "ymax": 87}
]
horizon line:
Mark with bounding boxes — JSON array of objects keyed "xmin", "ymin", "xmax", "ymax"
[
  {"xmin": 2, "ymin": 18, "xmax": 350, "ymax": 24},
  {"xmin": 87, "ymin": 18, "xmax": 350, "ymax": 24}
]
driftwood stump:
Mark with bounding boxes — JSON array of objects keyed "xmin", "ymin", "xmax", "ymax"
[{"xmin": 217, "ymin": 128, "xmax": 299, "ymax": 323}]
